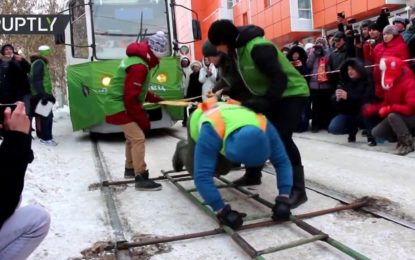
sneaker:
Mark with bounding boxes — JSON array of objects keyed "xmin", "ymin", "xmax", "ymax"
[
  {"xmin": 367, "ymin": 136, "xmax": 377, "ymax": 146},
  {"xmin": 135, "ymin": 172, "xmax": 161, "ymax": 191},
  {"xmin": 40, "ymin": 139, "xmax": 58, "ymax": 146},
  {"xmin": 347, "ymin": 134, "xmax": 356, "ymax": 143},
  {"xmin": 124, "ymin": 168, "xmax": 135, "ymax": 179}
]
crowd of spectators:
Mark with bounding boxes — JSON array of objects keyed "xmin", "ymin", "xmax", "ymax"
[{"xmin": 277, "ymin": 8, "xmax": 415, "ymax": 155}]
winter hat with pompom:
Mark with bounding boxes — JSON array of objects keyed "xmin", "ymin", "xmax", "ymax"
[
  {"xmin": 148, "ymin": 31, "xmax": 169, "ymax": 58},
  {"xmin": 383, "ymin": 25, "xmax": 399, "ymax": 36}
]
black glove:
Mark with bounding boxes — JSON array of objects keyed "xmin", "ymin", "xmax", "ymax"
[
  {"xmin": 272, "ymin": 196, "xmax": 291, "ymax": 221},
  {"xmin": 41, "ymin": 96, "xmax": 48, "ymax": 105},
  {"xmin": 216, "ymin": 204, "xmax": 246, "ymax": 230}
]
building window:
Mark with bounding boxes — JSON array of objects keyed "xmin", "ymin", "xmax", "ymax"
[
  {"xmin": 298, "ymin": 0, "xmax": 311, "ymax": 19},
  {"xmin": 243, "ymin": 12, "xmax": 248, "ymax": 25}
]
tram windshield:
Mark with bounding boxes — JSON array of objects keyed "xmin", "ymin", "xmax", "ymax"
[{"xmin": 93, "ymin": 0, "xmax": 170, "ymax": 59}]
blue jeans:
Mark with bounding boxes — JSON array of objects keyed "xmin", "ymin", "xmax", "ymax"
[
  {"xmin": 0, "ymin": 205, "xmax": 50, "ymax": 260},
  {"xmin": 36, "ymin": 112, "xmax": 53, "ymax": 141},
  {"xmin": 328, "ymin": 114, "xmax": 363, "ymax": 136}
]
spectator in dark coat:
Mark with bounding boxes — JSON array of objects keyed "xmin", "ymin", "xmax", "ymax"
[
  {"xmin": 182, "ymin": 60, "xmax": 203, "ymax": 126},
  {"xmin": 0, "ymin": 44, "xmax": 31, "ymax": 111},
  {"xmin": 306, "ymin": 37, "xmax": 333, "ymax": 132},
  {"xmin": 328, "ymin": 58, "xmax": 376, "ymax": 145}
]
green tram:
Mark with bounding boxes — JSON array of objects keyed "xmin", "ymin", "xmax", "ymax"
[{"xmin": 60, "ymin": 0, "xmax": 200, "ymax": 133}]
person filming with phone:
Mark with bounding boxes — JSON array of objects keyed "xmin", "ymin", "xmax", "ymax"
[
  {"xmin": 0, "ymin": 44, "xmax": 32, "ymax": 113},
  {"xmin": 0, "ymin": 101, "xmax": 50, "ymax": 259}
]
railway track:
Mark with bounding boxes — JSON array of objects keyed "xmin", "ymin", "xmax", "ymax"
[
  {"xmin": 91, "ymin": 129, "xmax": 415, "ymax": 259},
  {"xmin": 161, "ymin": 128, "xmax": 415, "ymax": 231}
]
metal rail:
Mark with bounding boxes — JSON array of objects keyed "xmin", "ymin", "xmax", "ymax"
[
  {"xmin": 262, "ymin": 166, "xmax": 415, "ymax": 231},
  {"xmin": 92, "ymin": 140, "xmax": 131, "ymax": 259},
  {"xmin": 161, "ymin": 170, "xmax": 369, "ymax": 259},
  {"xmin": 115, "ymin": 201, "xmax": 367, "ymax": 250}
]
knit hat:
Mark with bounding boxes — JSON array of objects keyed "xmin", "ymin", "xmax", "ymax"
[
  {"xmin": 333, "ymin": 31, "xmax": 346, "ymax": 41},
  {"xmin": 202, "ymin": 40, "xmax": 219, "ymax": 57},
  {"xmin": 369, "ymin": 23, "xmax": 380, "ymax": 31},
  {"xmin": 315, "ymin": 37, "xmax": 326, "ymax": 46},
  {"xmin": 208, "ymin": 19, "xmax": 239, "ymax": 46},
  {"xmin": 225, "ymin": 126, "xmax": 270, "ymax": 167},
  {"xmin": 38, "ymin": 45, "xmax": 51, "ymax": 56},
  {"xmin": 148, "ymin": 31, "xmax": 169, "ymax": 58},
  {"xmin": 383, "ymin": 25, "xmax": 399, "ymax": 35},
  {"xmin": 361, "ymin": 20, "xmax": 374, "ymax": 28},
  {"xmin": 1, "ymin": 44, "xmax": 14, "ymax": 55},
  {"xmin": 393, "ymin": 16, "xmax": 406, "ymax": 26}
]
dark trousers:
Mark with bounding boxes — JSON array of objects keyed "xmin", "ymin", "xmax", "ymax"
[
  {"xmin": 328, "ymin": 114, "xmax": 365, "ymax": 136},
  {"xmin": 310, "ymin": 89, "xmax": 335, "ymax": 130},
  {"xmin": 36, "ymin": 112, "xmax": 53, "ymax": 141},
  {"xmin": 372, "ymin": 113, "xmax": 415, "ymax": 142},
  {"xmin": 269, "ymin": 96, "xmax": 308, "ymax": 166}
]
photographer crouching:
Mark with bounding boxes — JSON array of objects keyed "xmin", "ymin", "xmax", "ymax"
[{"xmin": 0, "ymin": 101, "xmax": 50, "ymax": 259}]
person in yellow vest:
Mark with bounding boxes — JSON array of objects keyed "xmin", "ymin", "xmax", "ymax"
[
  {"xmin": 105, "ymin": 31, "xmax": 168, "ymax": 191},
  {"xmin": 30, "ymin": 45, "xmax": 57, "ymax": 146},
  {"xmin": 208, "ymin": 20, "xmax": 310, "ymax": 209},
  {"xmin": 175, "ymin": 99, "xmax": 293, "ymax": 230}
]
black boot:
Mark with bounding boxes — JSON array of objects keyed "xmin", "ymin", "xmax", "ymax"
[
  {"xmin": 124, "ymin": 168, "xmax": 135, "ymax": 179},
  {"xmin": 287, "ymin": 165, "xmax": 307, "ymax": 209},
  {"xmin": 172, "ymin": 140, "xmax": 187, "ymax": 172},
  {"xmin": 397, "ymin": 134, "xmax": 414, "ymax": 156},
  {"xmin": 367, "ymin": 135, "xmax": 377, "ymax": 146},
  {"xmin": 233, "ymin": 166, "xmax": 262, "ymax": 186},
  {"xmin": 125, "ymin": 168, "xmax": 149, "ymax": 179},
  {"xmin": 135, "ymin": 170, "xmax": 161, "ymax": 191}
]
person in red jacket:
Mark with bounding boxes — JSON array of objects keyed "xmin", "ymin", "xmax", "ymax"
[
  {"xmin": 362, "ymin": 56, "xmax": 415, "ymax": 155},
  {"xmin": 105, "ymin": 31, "xmax": 168, "ymax": 190},
  {"xmin": 372, "ymin": 25, "xmax": 409, "ymax": 98}
]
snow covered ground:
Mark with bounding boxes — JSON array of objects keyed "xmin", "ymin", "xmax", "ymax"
[{"xmin": 16, "ymin": 107, "xmax": 415, "ymax": 260}]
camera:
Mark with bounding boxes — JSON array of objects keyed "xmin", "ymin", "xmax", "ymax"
[
  {"xmin": 337, "ymin": 11, "xmax": 345, "ymax": 19},
  {"xmin": 347, "ymin": 18, "xmax": 357, "ymax": 24},
  {"xmin": 381, "ymin": 7, "xmax": 390, "ymax": 17},
  {"xmin": 0, "ymin": 104, "xmax": 17, "ymax": 124}
]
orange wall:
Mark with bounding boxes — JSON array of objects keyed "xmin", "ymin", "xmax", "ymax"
[
  {"xmin": 312, "ymin": 0, "xmax": 404, "ymax": 30},
  {"xmin": 185, "ymin": 0, "xmax": 405, "ymax": 57},
  {"xmin": 233, "ymin": 0, "xmax": 292, "ymax": 41},
  {"xmin": 192, "ymin": 0, "xmax": 223, "ymax": 60}
]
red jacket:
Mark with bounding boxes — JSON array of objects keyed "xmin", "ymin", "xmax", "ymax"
[
  {"xmin": 372, "ymin": 36, "xmax": 409, "ymax": 98},
  {"xmin": 364, "ymin": 67, "xmax": 415, "ymax": 117},
  {"xmin": 106, "ymin": 42, "xmax": 163, "ymax": 131}
]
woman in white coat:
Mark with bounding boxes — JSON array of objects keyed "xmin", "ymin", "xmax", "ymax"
[{"xmin": 199, "ymin": 56, "xmax": 218, "ymax": 101}]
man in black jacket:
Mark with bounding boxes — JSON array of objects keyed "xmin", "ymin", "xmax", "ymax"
[
  {"xmin": 208, "ymin": 20, "xmax": 310, "ymax": 208},
  {"xmin": 0, "ymin": 44, "xmax": 32, "ymax": 110},
  {"xmin": 0, "ymin": 102, "xmax": 50, "ymax": 259}
]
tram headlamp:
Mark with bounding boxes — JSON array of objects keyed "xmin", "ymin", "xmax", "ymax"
[
  {"xmin": 101, "ymin": 76, "xmax": 111, "ymax": 87},
  {"xmin": 156, "ymin": 73, "xmax": 167, "ymax": 83}
]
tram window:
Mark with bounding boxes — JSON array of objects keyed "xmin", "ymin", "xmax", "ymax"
[{"xmin": 71, "ymin": 0, "xmax": 89, "ymax": 58}]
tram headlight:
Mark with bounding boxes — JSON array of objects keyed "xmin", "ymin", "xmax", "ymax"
[
  {"xmin": 101, "ymin": 76, "xmax": 111, "ymax": 87},
  {"xmin": 156, "ymin": 73, "xmax": 167, "ymax": 83}
]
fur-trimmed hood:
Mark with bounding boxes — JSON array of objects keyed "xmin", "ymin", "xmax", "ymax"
[{"xmin": 126, "ymin": 41, "xmax": 159, "ymax": 68}]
